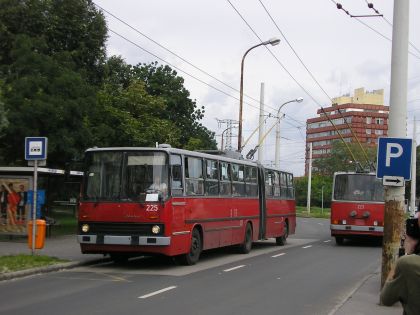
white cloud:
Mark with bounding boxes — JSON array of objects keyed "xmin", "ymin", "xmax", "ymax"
[{"xmin": 95, "ymin": 0, "xmax": 420, "ymax": 176}]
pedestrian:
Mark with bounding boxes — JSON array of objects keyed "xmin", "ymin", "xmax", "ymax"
[
  {"xmin": 380, "ymin": 218, "xmax": 420, "ymax": 315},
  {"xmin": 17, "ymin": 184, "xmax": 27, "ymax": 223},
  {"xmin": 6, "ymin": 183, "xmax": 20, "ymax": 226}
]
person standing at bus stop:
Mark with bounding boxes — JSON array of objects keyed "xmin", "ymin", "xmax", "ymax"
[
  {"xmin": 380, "ymin": 218, "xmax": 420, "ymax": 314},
  {"xmin": 17, "ymin": 184, "xmax": 27, "ymax": 223},
  {"xmin": 6, "ymin": 183, "xmax": 20, "ymax": 226}
]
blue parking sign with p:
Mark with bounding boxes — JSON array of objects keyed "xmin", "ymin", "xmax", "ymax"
[{"xmin": 377, "ymin": 137, "xmax": 412, "ymax": 180}]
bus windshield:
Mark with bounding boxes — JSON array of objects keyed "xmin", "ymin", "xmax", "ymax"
[
  {"xmin": 333, "ymin": 174, "xmax": 384, "ymax": 202},
  {"xmin": 83, "ymin": 151, "xmax": 168, "ymax": 201}
]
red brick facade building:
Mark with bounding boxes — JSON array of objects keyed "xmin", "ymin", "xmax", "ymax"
[{"xmin": 305, "ymin": 88, "xmax": 389, "ymax": 175}]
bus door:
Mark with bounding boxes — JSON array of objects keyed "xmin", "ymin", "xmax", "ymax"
[
  {"xmin": 170, "ymin": 154, "xmax": 186, "ymax": 231},
  {"xmin": 257, "ymin": 164, "xmax": 267, "ymax": 239}
]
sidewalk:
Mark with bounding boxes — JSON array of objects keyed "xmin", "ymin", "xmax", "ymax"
[
  {"xmin": 332, "ymin": 269, "xmax": 402, "ymax": 315},
  {"xmin": 0, "ymin": 236, "xmax": 404, "ymax": 314},
  {"xmin": 0, "ymin": 235, "xmax": 105, "ymax": 281}
]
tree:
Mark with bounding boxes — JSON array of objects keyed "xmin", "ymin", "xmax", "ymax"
[
  {"xmin": 295, "ymin": 175, "xmax": 332, "ymax": 208},
  {"xmin": 0, "ymin": 0, "xmax": 107, "ymax": 166},
  {"xmin": 132, "ymin": 62, "xmax": 217, "ymax": 150},
  {"xmin": 313, "ymin": 140, "xmax": 377, "ymax": 176},
  {"xmin": 92, "ymin": 79, "xmax": 181, "ymax": 147},
  {"xmin": 0, "ymin": 35, "xmax": 97, "ymax": 166}
]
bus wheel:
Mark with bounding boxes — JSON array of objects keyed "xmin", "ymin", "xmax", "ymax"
[
  {"xmin": 238, "ymin": 223, "xmax": 253, "ymax": 254},
  {"xmin": 175, "ymin": 228, "xmax": 202, "ymax": 265},
  {"xmin": 276, "ymin": 222, "xmax": 288, "ymax": 246},
  {"xmin": 335, "ymin": 236, "xmax": 344, "ymax": 245}
]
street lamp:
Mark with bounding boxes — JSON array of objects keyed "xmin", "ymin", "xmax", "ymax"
[
  {"xmin": 237, "ymin": 38, "xmax": 281, "ymax": 151},
  {"xmin": 221, "ymin": 126, "xmax": 237, "ymax": 151},
  {"xmin": 274, "ymin": 97, "xmax": 303, "ymax": 168}
]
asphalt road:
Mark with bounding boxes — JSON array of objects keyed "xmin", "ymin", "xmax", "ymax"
[{"xmin": 0, "ymin": 218, "xmax": 382, "ymax": 315}]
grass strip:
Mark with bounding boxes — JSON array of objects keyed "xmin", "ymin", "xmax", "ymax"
[{"xmin": 0, "ymin": 254, "xmax": 67, "ymax": 274}]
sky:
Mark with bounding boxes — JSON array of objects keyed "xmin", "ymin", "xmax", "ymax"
[{"xmin": 93, "ymin": 0, "xmax": 420, "ymax": 176}]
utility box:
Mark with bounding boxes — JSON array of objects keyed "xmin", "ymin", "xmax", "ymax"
[{"xmin": 27, "ymin": 220, "xmax": 46, "ymax": 249}]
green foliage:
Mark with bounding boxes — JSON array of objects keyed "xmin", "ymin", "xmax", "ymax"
[
  {"xmin": 313, "ymin": 140, "xmax": 377, "ymax": 176},
  {"xmin": 0, "ymin": 0, "xmax": 216, "ymax": 168},
  {"xmin": 93, "ymin": 79, "xmax": 181, "ymax": 147},
  {"xmin": 295, "ymin": 175, "xmax": 332, "ymax": 208}
]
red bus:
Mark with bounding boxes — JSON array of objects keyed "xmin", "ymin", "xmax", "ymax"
[
  {"xmin": 330, "ymin": 172, "xmax": 384, "ymax": 244},
  {"xmin": 77, "ymin": 146, "xmax": 296, "ymax": 264}
]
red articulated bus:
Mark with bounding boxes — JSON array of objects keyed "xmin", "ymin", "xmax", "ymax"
[
  {"xmin": 330, "ymin": 172, "xmax": 385, "ymax": 245},
  {"xmin": 77, "ymin": 146, "xmax": 296, "ymax": 265}
]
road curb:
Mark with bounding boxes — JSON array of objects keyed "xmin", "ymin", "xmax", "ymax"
[
  {"xmin": 0, "ymin": 258, "xmax": 108, "ymax": 282},
  {"xmin": 327, "ymin": 270, "xmax": 378, "ymax": 315}
]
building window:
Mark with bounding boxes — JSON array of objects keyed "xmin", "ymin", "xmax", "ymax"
[
  {"xmin": 366, "ymin": 129, "xmax": 371, "ymax": 135},
  {"xmin": 375, "ymin": 129, "xmax": 383, "ymax": 135},
  {"xmin": 375, "ymin": 118, "xmax": 384, "ymax": 125},
  {"xmin": 366, "ymin": 117, "xmax": 372, "ymax": 124}
]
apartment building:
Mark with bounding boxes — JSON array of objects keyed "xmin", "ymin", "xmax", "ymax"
[{"xmin": 305, "ymin": 88, "xmax": 389, "ymax": 174}]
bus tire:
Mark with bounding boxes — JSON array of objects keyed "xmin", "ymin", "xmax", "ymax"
[
  {"xmin": 335, "ymin": 236, "xmax": 344, "ymax": 245},
  {"xmin": 238, "ymin": 223, "xmax": 253, "ymax": 254},
  {"xmin": 276, "ymin": 221, "xmax": 288, "ymax": 246},
  {"xmin": 175, "ymin": 228, "xmax": 202, "ymax": 265}
]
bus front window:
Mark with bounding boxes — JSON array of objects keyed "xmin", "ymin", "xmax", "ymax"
[
  {"xmin": 125, "ymin": 153, "xmax": 168, "ymax": 201},
  {"xmin": 334, "ymin": 174, "xmax": 384, "ymax": 202},
  {"xmin": 84, "ymin": 152, "xmax": 123, "ymax": 201},
  {"xmin": 83, "ymin": 151, "xmax": 169, "ymax": 202}
]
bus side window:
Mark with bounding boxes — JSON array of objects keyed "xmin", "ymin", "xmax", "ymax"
[
  {"xmin": 219, "ymin": 162, "xmax": 231, "ymax": 196},
  {"xmin": 245, "ymin": 166, "xmax": 258, "ymax": 197},
  {"xmin": 265, "ymin": 171, "xmax": 274, "ymax": 198},
  {"xmin": 231, "ymin": 164, "xmax": 245, "ymax": 196},
  {"xmin": 273, "ymin": 171, "xmax": 281, "ymax": 198},
  {"xmin": 280, "ymin": 172, "xmax": 287, "ymax": 198},
  {"xmin": 170, "ymin": 154, "xmax": 183, "ymax": 197},
  {"xmin": 205, "ymin": 159, "xmax": 219, "ymax": 196},
  {"xmin": 286, "ymin": 173, "xmax": 294, "ymax": 199},
  {"xmin": 185, "ymin": 156, "xmax": 204, "ymax": 196}
]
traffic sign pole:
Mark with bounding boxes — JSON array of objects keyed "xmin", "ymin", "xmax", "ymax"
[
  {"xmin": 381, "ymin": 0, "xmax": 410, "ymax": 289},
  {"xmin": 24, "ymin": 137, "xmax": 47, "ymax": 255},
  {"xmin": 32, "ymin": 160, "xmax": 38, "ymax": 255}
]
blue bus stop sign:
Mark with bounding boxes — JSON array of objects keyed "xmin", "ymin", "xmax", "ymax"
[
  {"xmin": 25, "ymin": 137, "xmax": 48, "ymax": 160},
  {"xmin": 376, "ymin": 137, "xmax": 412, "ymax": 180}
]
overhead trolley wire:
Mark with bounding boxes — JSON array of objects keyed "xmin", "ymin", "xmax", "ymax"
[
  {"xmin": 258, "ymin": 0, "xmax": 333, "ymax": 102},
  {"xmin": 94, "ymin": 2, "xmax": 304, "ymax": 127},
  {"xmin": 227, "ymin": 0, "xmax": 326, "ymax": 109}
]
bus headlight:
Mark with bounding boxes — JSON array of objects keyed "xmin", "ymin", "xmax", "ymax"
[
  {"xmin": 82, "ymin": 224, "xmax": 90, "ymax": 233},
  {"xmin": 342, "ymin": 220, "xmax": 347, "ymax": 225},
  {"xmin": 152, "ymin": 225, "xmax": 161, "ymax": 234}
]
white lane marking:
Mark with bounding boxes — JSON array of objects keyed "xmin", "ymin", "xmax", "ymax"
[
  {"xmin": 139, "ymin": 286, "xmax": 177, "ymax": 299},
  {"xmin": 223, "ymin": 265, "xmax": 246, "ymax": 272},
  {"xmin": 324, "ymin": 240, "xmax": 332, "ymax": 243},
  {"xmin": 318, "ymin": 223, "xmax": 324, "ymax": 225},
  {"xmin": 302, "ymin": 245, "xmax": 313, "ymax": 249},
  {"xmin": 272, "ymin": 253, "xmax": 286, "ymax": 258}
]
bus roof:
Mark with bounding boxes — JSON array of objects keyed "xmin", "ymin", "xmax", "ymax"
[{"xmin": 85, "ymin": 147, "xmax": 292, "ymax": 174}]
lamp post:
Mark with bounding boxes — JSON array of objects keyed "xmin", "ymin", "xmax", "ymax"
[
  {"xmin": 221, "ymin": 126, "xmax": 237, "ymax": 151},
  {"xmin": 237, "ymin": 38, "xmax": 281, "ymax": 151},
  {"xmin": 274, "ymin": 97, "xmax": 303, "ymax": 168}
]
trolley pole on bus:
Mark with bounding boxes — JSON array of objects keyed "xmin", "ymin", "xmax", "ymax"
[{"xmin": 381, "ymin": 0, "xmax": 410, "ymax": 288}]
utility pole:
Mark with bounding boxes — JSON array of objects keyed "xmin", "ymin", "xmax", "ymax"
[
  {"xmin": 410, "ymin": 117, "xmax": 417, "ymax": 217},
  {"xmin": 381, "ymin": 0, "xmax": 410, "ymax": 287},
  {"xmin": 307, "ymin": 143, "xmax": 312, "ymax": 214},
  {"xmin": 258, "ymin": 83, "xmax": 265, "ymax": 162}
]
